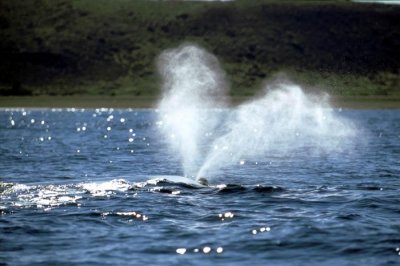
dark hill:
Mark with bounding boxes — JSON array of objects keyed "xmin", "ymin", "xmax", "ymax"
[{"xmin": 0, "ymin": 0, "xmax": 399, "ymax": 96}]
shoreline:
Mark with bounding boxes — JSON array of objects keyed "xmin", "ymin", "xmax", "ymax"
[{"xmin": 1, "ymin": 95, "xmax": 400, "ymax": 109}]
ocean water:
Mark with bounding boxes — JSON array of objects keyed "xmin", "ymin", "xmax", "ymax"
[{"xmin": 0, "ymin": 108, "xmax": 399, "ymax": 265}]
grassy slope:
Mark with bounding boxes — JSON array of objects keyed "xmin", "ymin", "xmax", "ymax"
[{"xmin": 0, "ymin": 0, "xmax": 399, "ymax": 98}]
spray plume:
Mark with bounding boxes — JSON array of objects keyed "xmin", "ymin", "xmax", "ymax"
[
  {"xmin": 157, "ymin": 44, "xmax": 228, "ymax": 177},
  {"xmin": 157, "ymin": 44, "xmax": 355, "ymax": 181}
]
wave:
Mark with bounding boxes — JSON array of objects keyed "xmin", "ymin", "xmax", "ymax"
[{"xmin": 0, "ymin": 177, "xmax": 287, "ymax": 212}]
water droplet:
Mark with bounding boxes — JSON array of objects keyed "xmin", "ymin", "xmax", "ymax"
[
  {"xmin": 104, "ymin": 135, "xmax": 108, "ymax": 139},
  {"xmin": 239, "ymin": 160, "xmax": 245, "ymax": 165},
  {"xmin": 10, "ymin": 120, "xmax": 15, "ymax": 126},
  {"xmin": 77, "ymin": 128, "xmax": 81, "ymax": 132},
  {"xmin": 193, "ymin": 248, "xmax": 199, "ymax": 253},
  {"xmin": 107, "ymin": 127, "xmax": 111, "ymax": 131},
  {"xmin": 129, "ymin": 138, "xmax": 134, "ymax": 143},
  {"xmin": 39, "ymin": 137, "xmax": 44, "ymax": 142},
  {"xmin": 252, "ymin": 230, "xmax": 257, "ymax": 235},
  {"xmin": 120, "ymin": 118, "xmax": 126, "ymax": 123},
  {"xmin": 77, "ymin": 149, "xmax": 80, "ymax": 153},
  {"xmin": 129, "ymin": 129, "xmax": 133, "ymax": 133},
  {"xmin": 216, "ymin": 247, "xmax": 223, "ymax": 253},
  {"xmin": 82, "ymin": 126, "xmax": 86, "ymax": 131},
  {"xmin": 41, "ymin": 120, "xmax": 45, "ymax": 125},
  {"xmin": 31, "ymin": 119, "xmax": 35, "ymax": 124}
]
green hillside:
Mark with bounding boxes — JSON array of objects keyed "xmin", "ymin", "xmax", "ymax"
[{"xmin": 0, "ymin": 0, "xmax": 399, "ymax": 97}]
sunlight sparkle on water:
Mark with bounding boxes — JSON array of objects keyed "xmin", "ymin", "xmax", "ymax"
[
  {"xmin": 176, "ymin": 248, "xmax": 186, "ymax": 255},
  {"xmin": 252, "ymin": 226, "xmax": 271, "ymax": 235},
  {"xmin": 218, "ymin": 211, "xmax": 234, "ymax": 221},
  {"xmin": 101, "ymin": 211, "xmax": 148, "ymax": 221},
  {"xmin": 175, "ymin": 245, "xmax": 224, "ymax": 255},
  {"xmin": 107, "ymin": 115, "xmax": 114, "ymax": 122},
  {"xmin": 203, "ymin": 247, "xmax": 211, "ymax": 254}
]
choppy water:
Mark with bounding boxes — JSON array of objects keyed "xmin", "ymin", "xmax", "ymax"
[{"xmin": 1, "ymin": 108, "xmax": 399, "ymax": 265}]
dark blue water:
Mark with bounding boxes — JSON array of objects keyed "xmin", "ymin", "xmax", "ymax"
[{"xmin": 1, "ymin": 108, "xmax": 399, "ymax": 265}]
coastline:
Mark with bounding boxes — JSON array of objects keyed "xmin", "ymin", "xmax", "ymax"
[
  {"xmin": 1, "ymin": 95, "xmax": 399, "ymax": 109},
  {"xmin": 1, "ymin": 1, "xmax": 399, "ymax": 99}
]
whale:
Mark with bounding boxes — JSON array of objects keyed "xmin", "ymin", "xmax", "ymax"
[
  {"xmin": 197, "ymin": 177, "xmax": 209, "ymax": 186},
  {"xmin": 148, "ymin": 175, "xmax": 208, "ymax": 187}
]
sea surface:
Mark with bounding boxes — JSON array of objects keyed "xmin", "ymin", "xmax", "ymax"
[{"xmin": 0, "ymin": 108, "xmax": 399, "ymax": 265}]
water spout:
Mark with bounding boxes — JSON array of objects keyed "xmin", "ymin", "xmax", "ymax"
[{"xmin": 157, "ymin": 44, "xmax": 355, "ymax": 181}]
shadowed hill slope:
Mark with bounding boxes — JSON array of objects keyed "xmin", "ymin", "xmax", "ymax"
[{"xmin": 0, "ymin": 0, "xmax": 399, "ymax": 96}]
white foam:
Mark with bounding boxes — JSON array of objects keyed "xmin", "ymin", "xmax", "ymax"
[
  {"xmin": 79, "ymin": 179, "xmax": 131, "ymax": 197},
  {"xmin": 1, "ymin": 179, "xmax": 134, "ymax": 209}
]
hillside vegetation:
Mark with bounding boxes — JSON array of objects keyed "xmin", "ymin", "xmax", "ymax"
[{"xmin": 0, "ymin": 0, "xmax": 399, "ymax": 97}]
